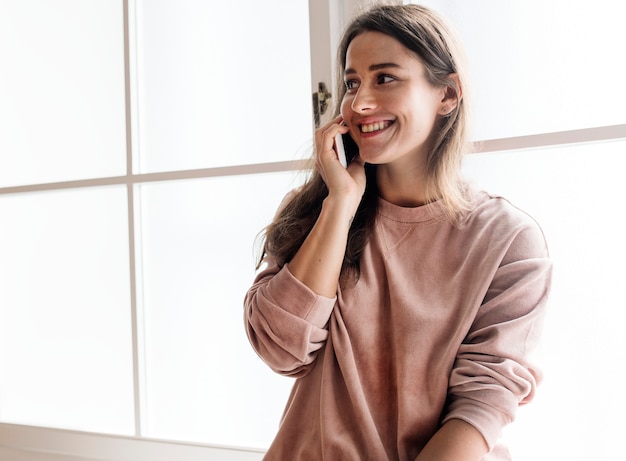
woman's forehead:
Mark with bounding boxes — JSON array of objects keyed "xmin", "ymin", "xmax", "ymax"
[{"xmin": 345, "ymin": 31, "xmax": 422, "ymax": 73}]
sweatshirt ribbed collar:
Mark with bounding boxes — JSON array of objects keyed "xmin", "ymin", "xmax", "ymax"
[{"xmin": 376, "ymin": 196, "xmax": 447, "ymax": 225}]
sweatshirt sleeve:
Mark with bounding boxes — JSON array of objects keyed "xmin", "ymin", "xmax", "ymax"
[
  {"xmin": 442, "ymin": 218, "xmax": 553, "ymax": 450},
  {"xmin": 244, "ymin": 256, "xmax": 336, "ymax": 377}
]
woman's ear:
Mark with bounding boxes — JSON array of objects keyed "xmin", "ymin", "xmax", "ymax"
[{"xmin": 439, "ymin": 73, "xmax": 462, "ymax": 116}]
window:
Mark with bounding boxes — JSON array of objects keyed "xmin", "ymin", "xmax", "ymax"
[
  {"xmin": 1, "ymin": 1, "xmax": 624, "ymax": 460},
  {"xmin": 0, "ymin": 0, "xmax": 315, "ymax": 457},
  {"xmin": 0, "ymin": 0, "xmax": 133, "ymax": 435}
]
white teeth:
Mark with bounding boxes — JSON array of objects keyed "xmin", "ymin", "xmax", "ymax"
[{"xmin": 360, "ymin": 121, "xmax": 390, "ymax": 133}]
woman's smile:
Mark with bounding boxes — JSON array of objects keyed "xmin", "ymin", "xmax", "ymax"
[{"xmin": 359, "ymin": 119, "xmax": 395, "ymax": 134}]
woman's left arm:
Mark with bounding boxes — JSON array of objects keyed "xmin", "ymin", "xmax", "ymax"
[
  {"xmin": 414, "ymin": 419, "xmax": 488, "ymax": 461},
  {"xmin": 440, "ymin": 213, "xmax": 553, "ymax": 454}
]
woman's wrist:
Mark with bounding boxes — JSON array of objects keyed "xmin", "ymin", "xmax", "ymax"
[{"xmin": 322, "ymin": 191, "xmax": 362, "ymax": 225}]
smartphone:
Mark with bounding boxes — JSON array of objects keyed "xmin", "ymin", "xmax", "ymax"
[{"xmin": 334, "ymin": 132, "xmax": 359, "ymax": 168}]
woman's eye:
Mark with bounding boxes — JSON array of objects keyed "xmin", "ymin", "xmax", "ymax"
[
  {"xmin": 378, "ymin": 74, "xmax": 395, "ymax": 84},
  {"xmin": 344, "ymin": 79, "xmax": 359, "ymax": 91}
]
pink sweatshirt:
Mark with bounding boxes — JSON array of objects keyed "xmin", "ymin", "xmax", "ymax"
[{"xmin": 244, "ymin": 189, "xmax": 552, "ymax": 460}]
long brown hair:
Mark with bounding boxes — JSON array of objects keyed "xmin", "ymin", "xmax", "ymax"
[{"xmin": 258, "ymin": 4, "xmax": 472, "ymax": 280}]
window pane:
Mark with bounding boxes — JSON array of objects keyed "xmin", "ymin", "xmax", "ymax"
[
  {"xmin": 411, "ymin": 0, "xmax": 626, "ymax": 140},
  {"xmin": 0, "ymin": 0, "xmax": 127, "ymax": 187},
  {"xmin": 137, "ymin": 171, "xmax": 305, "ymax": 447},
  {"xmin": 462, "ymin": 139, "xmax": 626, "ymax": 460},
  {"xmin": 0, "ymin": 186, "xmax": 135, "ymax": 435},
  {"xmin": 134, "ymin": 0, "xmax": 313, "ymax": 173}
]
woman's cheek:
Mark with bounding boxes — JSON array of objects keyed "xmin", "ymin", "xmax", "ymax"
[{"xmin": 340, "ymin": 96, "xmax": 353, "ymax": 121}]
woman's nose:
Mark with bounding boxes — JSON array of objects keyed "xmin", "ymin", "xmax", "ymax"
[{"xmin": 351, "ymin": 86, "xmax": 377, "ymax": 113}]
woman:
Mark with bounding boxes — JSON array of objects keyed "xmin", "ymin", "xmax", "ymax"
[{"xmin": 244, "ymin": 4, "xmax": 551, "ymax": 460}]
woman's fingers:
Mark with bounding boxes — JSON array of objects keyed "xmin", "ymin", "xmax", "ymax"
[
  {"xmin": 315, "ymin": 116, "xmax": 349, "ymax": 172},
  {"xmin": 315, "ymin": 114, "xmax": 344, "ymax": 139},
  {"xmin": 313, "ymin": 116, "xmax": 366, "ymax": 201}
]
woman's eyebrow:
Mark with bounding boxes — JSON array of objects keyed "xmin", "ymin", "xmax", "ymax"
[{"xmin": 344, "ymin": 62, "xmax": 402, "ymax": 75}]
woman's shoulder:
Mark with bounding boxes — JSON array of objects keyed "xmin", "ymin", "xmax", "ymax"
[
  {"xmin": 465, "ymin": 187, "xmax": 541, "ymax": 229},
  {"xmin": 462, "ymin": 187, "xmax": 549, "ymax": 256}
]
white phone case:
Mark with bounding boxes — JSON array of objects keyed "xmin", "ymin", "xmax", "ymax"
[{"xmin": 334, "ymin": 133, "xmax": 348, "ymax": 168}]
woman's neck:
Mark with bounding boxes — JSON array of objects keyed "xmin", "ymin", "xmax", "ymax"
[{"xmin": 375, "ymin": 160, "xmax": 435, "ymax": 207}]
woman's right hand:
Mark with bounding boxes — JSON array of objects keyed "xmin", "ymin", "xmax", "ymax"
[
  {"xmin": 285, "ymin": 116, "xmax": 367, "ymax": 297},
  {"xmin": 315, "ymin": 115, "xmax": 366, "ymax": 209}
]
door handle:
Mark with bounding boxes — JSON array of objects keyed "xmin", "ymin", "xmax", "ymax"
[{"xmin": 312, "ymin": 82, "xmax": 332, "ymax": 128}]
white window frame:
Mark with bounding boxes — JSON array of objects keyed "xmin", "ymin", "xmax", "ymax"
[{"xmin": 0, "ymin": 0, "xmax": 624, "ymax": 459}]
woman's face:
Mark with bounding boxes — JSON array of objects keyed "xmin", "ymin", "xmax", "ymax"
[{"xmin": 340, "ymin": 31, "xmax": 447, "ymax": 169}]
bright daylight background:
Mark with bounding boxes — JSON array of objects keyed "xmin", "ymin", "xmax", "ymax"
[{"xmin": 0, "ymin": 0, "xmax": 624, "ymax": 460}]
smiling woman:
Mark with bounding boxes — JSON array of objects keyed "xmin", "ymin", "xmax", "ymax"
[
  {"xmin": 246, "ymin": 3, "xmax": 626, "ymax": 460},
  {"xmin": 245, "ymin": 4, "xmax": 551, "ymax": 461},
  {"xmin": 0, "ymin": 0, "xmax": 624, "ymax": 460}
]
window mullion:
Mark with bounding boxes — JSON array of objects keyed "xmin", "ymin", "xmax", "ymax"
[{"xmin": 123, "ymin": 0, "xmax": 143, "ymax": 438}]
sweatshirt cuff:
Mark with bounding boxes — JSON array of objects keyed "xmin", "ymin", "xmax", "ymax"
[
  {"xmin": 441, "ymin": 395, "xmax": 515, "ymax": 451},
  {"xmin": 267, "ymin": 264, "xmax": 336, "ymax": 329}
]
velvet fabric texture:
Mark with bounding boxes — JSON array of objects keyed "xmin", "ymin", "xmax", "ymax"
[{"xmin": 245, "ymin": 189, "xmax": 552, "ymax": 460}]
